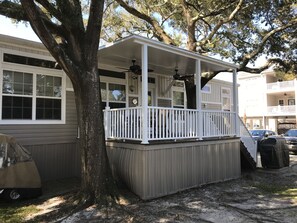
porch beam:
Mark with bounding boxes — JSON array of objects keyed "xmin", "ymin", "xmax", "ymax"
[
  {"xmin": 196, "ymin": 59, "xmax": 203, "ymax": 140},
  {"xmin": 141, "ymin": 44, "xmax": 149, "ymax": 144},
  {"xmin": 233, "ymin": 68, "xmax": 239, "ymax": 136}
]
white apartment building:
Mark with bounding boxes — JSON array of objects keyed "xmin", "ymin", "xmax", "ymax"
[{"xmin": 238, "ymin": 69, "xmax": 297, "ymax": 134}]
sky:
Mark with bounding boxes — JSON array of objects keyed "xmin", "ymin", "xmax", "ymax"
[{"xmin": 0, "ymin": 16, "xmax": 40, "ymax": 42}]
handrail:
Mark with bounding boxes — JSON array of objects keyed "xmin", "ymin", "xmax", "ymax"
[
  {"xmin": 267, "ymin": 80, "xmax": 295, "ymax": 90},
  {"xmin": 238, "ymin": 116, "xmax": 257, "ymax": 162}
]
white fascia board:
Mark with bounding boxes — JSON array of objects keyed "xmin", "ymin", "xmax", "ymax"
[{"xmin": 0, "ymin": 34, "xmax": 46, "ymax": 52}]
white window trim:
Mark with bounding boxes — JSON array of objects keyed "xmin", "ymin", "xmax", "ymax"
[{"xmin": 0, "ymin": 51, "xmax": 66, "ymax": 125}]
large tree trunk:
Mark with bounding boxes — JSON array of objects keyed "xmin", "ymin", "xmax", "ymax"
[
  {"xmin": 184, "ymin": 75, "xmax": 217, "ymax": 109},
  {"xmin": 73, "ymin": 69, "xmax": 115, "ymax": 205}
]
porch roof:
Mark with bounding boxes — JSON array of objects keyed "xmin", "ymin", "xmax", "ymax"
[{"xmin": 98, "ymin": 35, "xmax": 238, "ymax": 76}]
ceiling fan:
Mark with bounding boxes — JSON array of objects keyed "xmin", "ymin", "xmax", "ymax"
[{"xmin": 121, "ymin": 59, "xmax": 154, "ymax": 75}]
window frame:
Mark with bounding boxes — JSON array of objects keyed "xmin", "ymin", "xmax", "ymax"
[
  {"xmin": 100, "ymin": 75, "xmax": 127, "ymax": 108},
  {"xmin": 221, "ymin": 87, "xmax": 232, "ymax": 111},
  {"xmin": 0, "ymin": 50, "xmax": 66, "ymax": 125},
  {"xmin": 172, "ymin": 83, "xmax": 186, "ymax": 108}
]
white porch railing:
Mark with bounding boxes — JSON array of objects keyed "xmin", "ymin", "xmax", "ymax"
[
  {"xmin": 267, "ymin": 105, "xmax": 296, "ymax": 115},
  {"xmin": 267, "ymin": 80, "xmax": 295, "ymax": 91},
  {"xmin": 202, "ymin": 110, "xmax": 236, "ymax": 138},
  {"xmin": 104, "ymin": 107, "xmax": 236, "ymax": 141},
  {"xmin": 105, "ymin": 107, "xmax": 143, "ymax": 140},
  {"xmin": 238, "ymin": 116, "xmax": 257, "ymax": 162}
]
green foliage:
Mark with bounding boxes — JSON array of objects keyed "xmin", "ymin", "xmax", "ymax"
[
  {"xmin": 275, "ymin": 70, "xmax": 296, "ymax": 81},
  {"xmin": 254, "ymin": 182, "xmax": 297, "ymax": 199}
]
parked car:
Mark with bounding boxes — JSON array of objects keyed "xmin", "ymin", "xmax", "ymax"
[
  {"xmin": 283, "ymin": 129, "xmax": 297, "ymax": 154},
  {"xmin": 249, "ymin": 129, "xmax": 276, "ymax": 148},
  {"xmin": 0, "ymin": 134, "xmax": 42, "ymax": 201}
]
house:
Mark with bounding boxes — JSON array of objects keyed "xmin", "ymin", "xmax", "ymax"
[
  {"xmin": 0, "ymin": 34, "xmax": 256, "ymax": 200},
  {"xmin": 238, "ymin": 69, "xmax": 297, "ymax": 134}
]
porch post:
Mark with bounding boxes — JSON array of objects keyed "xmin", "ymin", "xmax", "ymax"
[
  {"xmin": 196, "ymin": 60, "xmax": 203, "ymax": 140},
  {"xmin": 141, "ymin": 44, "xmax": 149, "ymax": 144},
  {"xmin": 233, "ymin": 68, "xmax": 240, "ymax": 136},
  {"xmin": 104, "ymin": 106, "xmax": 110, "ymax": 140}
]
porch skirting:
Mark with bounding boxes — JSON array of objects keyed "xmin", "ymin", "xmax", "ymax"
[{"xmin": 106, "ymin": 138, "xmax": 241, "ymax": 200}]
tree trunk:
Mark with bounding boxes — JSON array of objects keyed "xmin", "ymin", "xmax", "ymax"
[
  {"xmin": 73, "ymin": 69, "xmax": 115, "ymax": 205},
  {"xmin": 184, "ymin": 76, "xmax": 215, "ymax": 109}
]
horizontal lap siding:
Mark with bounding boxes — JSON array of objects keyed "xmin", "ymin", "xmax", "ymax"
[{"xmin": 0, "ymin": 91, "xmax": 77, "ymax": 145}]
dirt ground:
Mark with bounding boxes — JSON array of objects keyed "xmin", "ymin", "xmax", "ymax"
[{"xmin": 21, "ymin": 155, "xmax": 297, "ymax": 223}]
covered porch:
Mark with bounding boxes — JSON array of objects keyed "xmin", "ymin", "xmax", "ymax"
[
  {"xmin": 99, "ymin": 35, "xmax": 239, "ymax": 144},
  {"xmin": 98, "ymin": 35, "xmax": 256, "ymax": 200}
]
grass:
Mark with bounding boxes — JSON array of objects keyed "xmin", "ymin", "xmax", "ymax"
[
  {"xmin": 254, "ymin": 183, "xmax": 297, "ymax": 199},
  {"xmin": 0, "ymin": 202, "xmax": 39, "ymax": 223}
]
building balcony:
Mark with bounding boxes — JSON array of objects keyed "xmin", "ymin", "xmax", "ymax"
[
  {"xmin": 267, "ymin": 80, "xmax": 295, "ymax": 93},
  {"xmin": 266, "ymin": 105, "xmax": 296, "ymax": 116}
]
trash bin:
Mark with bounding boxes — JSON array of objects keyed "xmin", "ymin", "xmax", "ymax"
[{"xmin": 259, "ymin": 137, "xmax": 290, "ymax": 169}]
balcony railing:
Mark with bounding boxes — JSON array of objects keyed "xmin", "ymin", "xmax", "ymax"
[
  {"xmin": 267, "ymin": 80, "xmax": 295, "ymax": 91},
  {"xmin": 104, "ymin": 107, "xmax": 236, "ymax": 142},
  {"xmin": 266, "ymin": 105, "xmax": 296, "ymax": 115}
]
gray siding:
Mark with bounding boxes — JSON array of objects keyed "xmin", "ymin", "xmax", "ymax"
[
  {"xmin": 107, "ymin": 138, "xmax": 241, "ymax": 200},
  {"xmin": 202, "ymin": 80, "xmax": 233, "ymax": 105},
  {"xmin": 0, "ymin": 91, "xmax": 77, "ymax": 146}
]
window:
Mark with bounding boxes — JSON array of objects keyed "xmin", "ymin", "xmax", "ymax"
[
  {"xmin": 36, "ymin": 74, "xmax": 62, "ymax": 120},
  {"xmin": 279, "ymin": 99, "xmax": 284, "ymax": 106},
  {"xmin": 173, "ymin": 91, "xmax": 184, "ymax": 108},
  {"xmin": 101, "ymin": 82, "xmax": 126, "ymax": 108},
  {"xmin": 1, "ymin": 69, "xmax": 64, "ymax": 123},
  {"xmin": 4, "ymin": 53, "xmax": 61, "ymax": 70},
  {"xmin": 173, "ymin": 81, "xmax": 185, "ymax": 108},
  {"xmin": 202, "ymin": 84, "xmax": 211, "ymax": 93},
  {"xmin": 2, "ymin": 70, "xmax": 33, "ymax": 119},
  {"xmin": 221, "ymin": 87, "xmax": 231, "ymax": 111},
  {"xmin": 288, "ymin": 99, "xmax": 295, "ymax": 106}
]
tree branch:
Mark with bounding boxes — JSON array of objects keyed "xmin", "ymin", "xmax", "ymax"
[
  {"xmin": 19, "ymin": 0, "xmax": 77, "ymax": 80},
  {"xmin": 0, "ymin": 1, "xmax": 28, "ymax": 21},
  {"xmin": 239, "ymin": 18, "xmax": 297, "ymax": 69},
  {"xmin": 115, "ymin": 0, "xmax": 174, "ymax": 44},
  {"xmin": 197, "ymin": 0, "xmax": 244, "ymax": 48}
]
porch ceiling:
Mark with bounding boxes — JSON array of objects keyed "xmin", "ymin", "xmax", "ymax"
[{"xmin": 98, "ymin": 35, "xmax": 238, "ymax": 76}]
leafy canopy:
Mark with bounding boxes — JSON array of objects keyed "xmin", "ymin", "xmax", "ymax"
[{"xmin": 103, "ymin": 0, "xmax": 297, "ymax": 73}]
